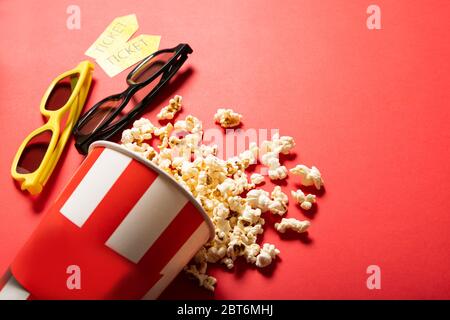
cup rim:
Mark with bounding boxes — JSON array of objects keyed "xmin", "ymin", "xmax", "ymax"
[{"xmin": 89, "ymin": 141, "xmax": 215, "ymax": 241}]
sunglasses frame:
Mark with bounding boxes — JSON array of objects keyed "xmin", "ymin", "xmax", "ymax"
[
  {"xmin": 74, "ymin": 43, "xmax": 193, "ymax": 155},
  {"xmin": 11, "ymin": 61, "xmax": 94, "ymax": 195}
]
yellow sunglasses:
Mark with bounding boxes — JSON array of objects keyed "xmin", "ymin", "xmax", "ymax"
[{"xmin": 11, "ymin": 61, "xmax": 94, "ymax": 195}]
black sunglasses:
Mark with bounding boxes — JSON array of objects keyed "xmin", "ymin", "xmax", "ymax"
[{"xmin": 73, "ymin": 43, "xmax": 193, "ymax": 155}]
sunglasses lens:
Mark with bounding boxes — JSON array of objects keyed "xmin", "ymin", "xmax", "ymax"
[
  {"xmin": 45, "ymin": 74, "xmax": 79, "ymax": 111},
  {"xmin": 130, "ymin": 52, "xmax": 175, "ymax": 84},
  {"xmin": 17, "ymin": 130, "xmax": 53, "ymax": 174},
  {"xmin": 77, "ymin": 97, "xmax": 125, "ymax": 136}
]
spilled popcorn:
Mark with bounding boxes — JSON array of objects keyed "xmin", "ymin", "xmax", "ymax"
[
  {"xmin": 157, "ymin": 95, "xmax": 182, "ymax": 120},
  {"xmin": 250, "ymin": 173, "xmax": 265, "ymax": 185},
  {"xmin": 255, "ymin": 243, "xmax": 280, "ymax": 268},
  {"xmin": 268, "ymin": 186, "xmax": 289, "ymax": 216},
  {"xmin": 291, "ymin": 189, "xmax": 316, "ymax": 210},
  {"xmin": 261, "ymin": 133, "xmax": 294, "ymax": 181},
  {"xmin": 274, "ymin": 218, "xmax": 310, "ymax": 234},
  {"xmin": 121, "ymin": 96, "xmax": 325, "ymax": 292},
  {"xmin": 290, "ymin": 164, "xmax": 324, "ymax": 190},
  {"xmin": 214, "ymin": 108, "xmax": 242, "ymax": 128}
]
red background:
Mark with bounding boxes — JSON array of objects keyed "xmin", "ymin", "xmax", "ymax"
[{"xmin": 1, "ymin": 0, "xmax": 449, "ymax": 299}]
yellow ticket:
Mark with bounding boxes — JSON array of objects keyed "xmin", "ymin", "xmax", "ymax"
[
  {"xmin": 85, "ymin": 14, "xmax": 139, "ymax": 59},
  {"xmin": 96, "ymin": 34, "xmax": 161, "ymax": 77}
]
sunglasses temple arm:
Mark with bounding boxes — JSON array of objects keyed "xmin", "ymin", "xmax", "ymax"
[{"xmin": 163, "ymin": 54, "xmax": 188, "ymax": 81}]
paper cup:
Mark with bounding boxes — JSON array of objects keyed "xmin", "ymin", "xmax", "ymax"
[{"xmin": 4, "ymin": 141, "xmax": 214, "ymax": 300}]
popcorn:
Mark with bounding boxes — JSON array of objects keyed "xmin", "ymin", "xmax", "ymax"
[
  {"xmin": 274, "ymin": 218, "xmax": 310, "ymax": 234},
  {"xmin": 212, "ymin": 206, "xmax": 231, "ymax": 241},
  {"xmin": 250, "ymin": 173, "xmax": 264, "ymax": 185},
  {"xmin": 227, "ymin": 196, "xmax": 247, "ymax": 214},
  {"xmin": 268, "ymin": 186, "xmax": 289, "ymax": 215},
  {"xmin": 244, "ymin": 223, "xmax": 264, "ymax": 238},
  {"xmin": 260, "ymin": 134, "xmax": 294, "ymax": 181},
  {"xmin": 227, "ymin": 225, "xmax": 250, "ymax": 260},
  {"xmin": 206, "ymin": 245, "xmax": 227, "ymax": 263},
  {"xmin": 261, "ymin": 151, "xmax": 280, "ymax": 168},
  {"xmin": 246, "ymin": 189, "xmax": 272, "ymax": 212},
  {"xmin": 255, "ymin": 243, "xmax": 280, "ymax": 268},
  {"xmin": 198, "ymin": 144, "xmax": 218, "ymax": 157},
  {"xmin": 217, "ymin": 178, "xmax": 238, "ymax": 197},
  {"xmin": 121, "ymin": 129, "xmax": 135, "ymax": 145},
  {"xmin": 291, "ymin": 189, "xmax": 316, "ymax": 210},
  {"xmin": 221, "ymin": 257, "xmax": 234, "ymax": 269},
  {"xmin": 239, "ymin": 206, "xmax": 262, "ymax": 225},
  {"xmin": 122, "ymin": 142, "xmax": 157, "ymax": 160},
  {"xmin": 261, "ymin": 133, "xmax": 295, "ymax": 156},
  {"xmin": 157, "ymin": 95, "xmax": 182, "ymax": 120},
  {"xmin": 290, "ymin": 165, "xmax": 324, "ymax": 190},
  {"xmin": 154, "ymin": 123, "xmax": 173, "ymax": 149},
  {"xmin": 121, "ymin": 118, "xmax": 156, "ymax": 145},
  {"xmin": 133, "ymin": 117, "xmax": 157, "ymax": 135},
  {"xmin": 244, "ymin": 243, "xmax": 260, "ymax": 264},
  {"xmin": 214, "ymin": 108, "xmax": 242, "ymax": 128},
  {"xmin": 184, "ymin": 265, "xmax": 217, "ymax": 291},
  {"xmin": 271, "ymin": 186, "xmax": 289, "ymax": 204},
  {"xmin": 267, "ymin": 201, "xmax": 286, "ymax": 216},
  {"xmin": 120, "ymin": 96, "xmax": 325, "ymax": 292},
  {"xmin": 238, "ymin": 142, "xmax": 259, "ymax": 168},
  {"xmin": 272, "ymin": 133, "xmax": 295, "ymax": 155},
  {"xmin": 268, "ymin": 165, "xmax": 288, "ymax": 180},
  {"xmin": 121, "ymin": 125, "xmax": 153, "ymax": 144},
  {"xmin": 180, "ymin": 161, "xmax": 199, "ymax": 180},
  {"xmin": 174, "ymin": 115, "xmax": 203, "ymax": 134}
]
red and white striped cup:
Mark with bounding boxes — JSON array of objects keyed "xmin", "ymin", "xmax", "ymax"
[{"xmin": 0, "ymin": 141, "xmax": 214, "ymax": 300}]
